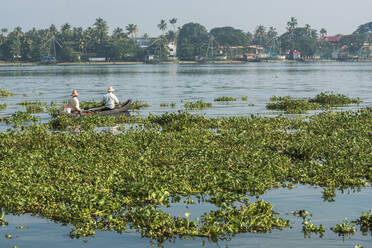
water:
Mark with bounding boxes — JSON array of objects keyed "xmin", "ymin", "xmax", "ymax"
[{"xmin": 0, "ymin": 62, "xmax": 372, "ymax": 247}]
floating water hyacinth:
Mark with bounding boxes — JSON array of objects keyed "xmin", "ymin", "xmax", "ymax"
[
  {"xmin": 0, "ymin": 94, "xmax": 371, "ymax": 244},
  {"xmin": 0, "ymin": 89, "xmax": 14, "ymax": 97},
  {"xmin": 214, "ymin": 96, "xmax": 237, "ymax": 101}
]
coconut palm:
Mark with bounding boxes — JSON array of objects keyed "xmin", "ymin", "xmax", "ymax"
[
  {"xmin": 320, "ymin": 28, "xmax": 327, "ymax": 39},
  {"xmin": 113, "ymin": 27, "xmax": 125, "ymax": 38},
  {"xmin": 126, "ymin": 24, "xmax": 138, "ymax": 39},
  {"xmin": 267, "ymin": 26, "xmax": 277, "ymax": 41},
  {"xmin": 287, "ymin": 17, "xmax": 298, "ymax": 40},
  {"xmin": 158, "ymin": 19, "xmax": 167, "ymax": 34},
  {"xmin": 169, "ymin": 18, "xmax": 177, "ymax": 31},
  {"xmin": 254, "ymin": 25, "xmax": 266, "ymax": 45},
  {"xmin": 143, "ymin": 33, "xmax": 150, "ymax": 40}
]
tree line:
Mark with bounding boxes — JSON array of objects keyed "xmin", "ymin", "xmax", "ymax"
[{"xmin": 1, "ymin": 17, "xmax": 372, "ymax": 62}]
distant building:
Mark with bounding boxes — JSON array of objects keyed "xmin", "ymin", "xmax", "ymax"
[
  {"xmin": 167, "ymin": 42, "xmax": 177, "ymax": 58},
  {"xmin": 88, "ymin": 57, "xmax": 106, "ymax": 62},
  {"xmin": 136, "ymin": 38, "xmax": 151, "ymax": 48},
  {"xmin": 321, "ymin": 36, "xmax": 342, "ymax": 43}
]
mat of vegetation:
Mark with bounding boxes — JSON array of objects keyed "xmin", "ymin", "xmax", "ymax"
[
  {"xmin": 267, "ymin": 92, "xmax": 362, "ymax": 114},
  {"xmin": 0, "ymin": 107, "xmax": 372, "ymax": 243}
]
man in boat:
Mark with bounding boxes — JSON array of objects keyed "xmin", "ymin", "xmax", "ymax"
[
  {"xmin": 68, "ymin": 90, "xmax": 82, "ymax": 114},
  {"xmin": 102, "ymin": 86, "xmax": 120, "ymax": 110}
]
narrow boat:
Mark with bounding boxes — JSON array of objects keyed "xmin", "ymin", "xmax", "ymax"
[{"xmin": 60, "ymin": 99, "xmax": 132, "ymax": 116}]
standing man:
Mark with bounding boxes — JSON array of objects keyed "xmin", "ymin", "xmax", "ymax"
[{"xmin": 102, "ymin": 86, "xmax": 120, "ymax": 110}]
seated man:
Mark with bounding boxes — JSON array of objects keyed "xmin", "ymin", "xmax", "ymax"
[
  {"xmin": 102, "ymin": 86, "xmax": 120, "ymax": 110},
  {"xmin": 68, "ymin": 90, "xmax": 82, "ymax": 114}
]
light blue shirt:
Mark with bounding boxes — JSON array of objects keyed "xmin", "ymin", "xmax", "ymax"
[{"xmin": 102, "ymin": 93, "xmax": 119, "ymax": 109}]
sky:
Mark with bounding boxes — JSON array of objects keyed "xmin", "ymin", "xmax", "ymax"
[{"xmin": 1, "ymin": 0, "xmax": 372, "ymax": 36}]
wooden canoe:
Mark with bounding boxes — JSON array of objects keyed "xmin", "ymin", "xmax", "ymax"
[{"xmin": 60, "ymin": 99, "xmax": 132, "ymax": 116}]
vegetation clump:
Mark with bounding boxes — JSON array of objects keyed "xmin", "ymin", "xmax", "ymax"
[
  {"xmin": 309, "ymin": 92, "xmax": 362, "ymax": 105},
  {"xmin": 17, "ymin": 101, "xmax": 47, "ymax": 106},
  {"xmin": 331, "ymin": 219, "xmax": 356, "ymax": 234},
  {"xmin": 130, "ymin": 100, "xmax": 150, "ymax": 110},
  {"xmin": 354, "ymin": 210, "xmax": 372, "ymax": 233},
  {"xmin": 214, "ymin": 96, "xmax": 237, "ymax": 102},
  {"xmin": 0, "ymin": 89, "xmax": 14, "ymax": 97},
  {"xmin": 267, "ymin": 92, "xmax": 362, "ymax": 114},
  {"xmin": 160, "ymin": 103, "xmax": 176, "ymax": 107},
  {"xmin": 302, "ymin": 220, "xmax": 325, "ymax": 237},
  {"xmin": 0, "ymin": 212, "xmax": 8, "ymax": 226},
  {"xmin": 0, "ymin": 104, "xmax": 7, "ymax": 110},
  {"xmin": 266, "ymin": 97, "xmax": 321, "ymax": 114},
  {"xmin": 184, "ymin": 100, "xmax": 212, "ymax": 110},
  {"xmin": 0, "ymin": 111, "xmax": 40, "ymax": 123},
  {"xmin": 241, "ymin": 96, "xmax": 248, "ymax": 101},
  {"xmin": 0, "ymin": 106, "xmax": 372, "ymax": 243},
  {"xmin": 80, "ymin": 101, "xmax": 103, "ymax": 110}
]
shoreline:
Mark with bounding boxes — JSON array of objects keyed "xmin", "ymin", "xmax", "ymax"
[{"xmin": 1, "ymin": 59, "xmax": 372, "ymax": 67}]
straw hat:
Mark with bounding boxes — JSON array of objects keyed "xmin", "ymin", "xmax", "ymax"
[
  {"xmin": 107, "ymin": 86, "xmax": 115, "ymax": 92},
  {"xmin": 71, "ymin": 90, "xmax": 79, "ymax": 97}
]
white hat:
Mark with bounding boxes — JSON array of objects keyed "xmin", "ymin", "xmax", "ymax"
[
  {"xmin": 71, "ymin": 90, "xmax": 79, "ymax": 97},
  {"xmin": 107, "ymin": 86, "xmax": 115, "ymax": 92}
]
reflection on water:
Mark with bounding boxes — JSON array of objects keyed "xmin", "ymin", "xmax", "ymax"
[{"xmin": 1, "ymin": 63, "xmax": 372, "ymax": 247}]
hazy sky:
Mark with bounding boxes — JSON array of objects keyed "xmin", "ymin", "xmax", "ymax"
[{"xmin": 1, "ymin": 0, "xmax": 372, "ymax": 36}]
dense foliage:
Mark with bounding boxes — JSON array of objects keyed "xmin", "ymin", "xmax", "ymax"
[
  {"xmin": 176, "ymin": 23, "xmax": 209, "ymax": 61},
  {"xmin": 0, "ymin": 101, "xmax": 371, "ymax": 242},
  {"xmin": 2, "ymin": 17, "xmax": 372, "ymax": 62}
]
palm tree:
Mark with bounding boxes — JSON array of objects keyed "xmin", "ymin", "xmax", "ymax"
[
  {"xmin": 254, "ymin": 25, "xmax": 266, "ymax": 46},
  {"xmin": 287, "ymin": 17, "xmax": 298, "ymax": 40},
  {"xmin": 113, "ymin": 27, "xmax": 124, "ymax": 38},
  {"xmin": 143, "ymin": 33, "xmax": 150, "ymax": 40},
  {"xmin": 0, "ymin": 28, "xmax": 8, "ymax": 46},
  {"xmin": 267, "ymin": 26, "xmax": 277, "ymax": 41},
  {"xmin": 165, "ymin": 30, "xmax": 176, "ymax": 42},
  {"xmin": 1, "ymin": 28, "xmax": 8, "ymax": 35},
  {"xmin": 158, "ymin": 19, "xmax": 167, "ymax": 34},
  {"xmin": 169, "ymin": 18, "xmax": 177, "ymax": 31},
  {"xmin": 320, "ymin": 28, "xmax": 327, "ymax": 39},
  {"xmin": 126, "ymin": 24, "xmax": 138, "ymax": 39},
  {"xmin": 93, "ymin": 17, "xmax": 109, "ymax": 46},
  {"xmin": 305, "ymin": 24, "xmax": 312, "ymax": 37}
]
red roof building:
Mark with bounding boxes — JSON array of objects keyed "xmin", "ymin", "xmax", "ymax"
[{"xmin": 322, "ymin": 36, "xmax": 342, "ymax": 42}]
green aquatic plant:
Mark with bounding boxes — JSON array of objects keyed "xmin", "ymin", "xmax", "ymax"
[
  {"xmin": 354, "ymin": 210, "xmax": 372, "ymax": 234},
  {"xmin": 0, "ymin": 89, "xmax": 14, "ymax": 97},
  {"xmin": 80, "ymin": 101, "xmax": 103, "ymax": 110},
  {"xmin": 302, "ymin": 220, "xmax": 325, "ymax": 237},
  {"xmin": 270, "ymin": 96, "xmax": 291, "ymax": 102},
  {"xmin": 0, "ymin": 107, "xmax": 372, "ymax": 243},
  {"xmin": 291, "ymin": 209, "xmax": 310, "ymax": 219},
  {"xmin": 184, "ymin": 100, "xmax": 212, "ymax": 110},
  {"xmin": 309, "ymin": 92, "xmax": 362, "ymax": 105},
  {"xmin": 0, "ymin": 212, "xmax": 8, "ymax": 226},
  {"xmin": 130, "ymin": 100, "xmax": 150, "ymax": 110},
  {"xmin": 214, "ymin": 96, "xmax": 237, "ymax": 102},
  {"xmin": 25, "ymin": 105, "xmax": 44, "ymax": 113},
  {"xmin": 266, "ymin": 98, "xmax": 321, "ymax": 114},
  {"xmin": 17, "ymin": 101, "xmax": 47, "ymax": 106},
  {"xmin": 1, "ymin": 111, "xmax": 40, "ymax": 123},
  {"xmin": 331, "ymin": 219, "xmax": 356, "ymax": 234},
  {"xmin": 0, "ymin": 104, "xmax": 7, "ymax": 110},
  {"xmin": 241, "ymin": 96, "xmax": 248, "ymax": 101},
  {"xmin": 160, "ymin": 102, "xmax": 176, "ymax": 107}
]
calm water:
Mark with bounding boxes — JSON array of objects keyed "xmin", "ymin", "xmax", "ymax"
[{"xmin": 0, "ymin": 63, "xmax": 371, "ymax": 247}]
